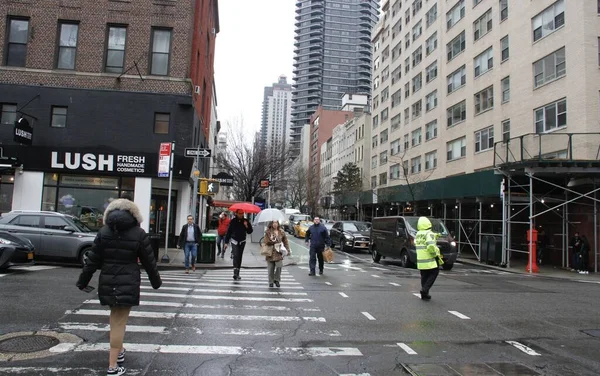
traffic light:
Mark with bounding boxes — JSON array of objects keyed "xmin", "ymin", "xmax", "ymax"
[{"xmin": 199, "ymin": 179, "xmax": 220, "ymax": 195}]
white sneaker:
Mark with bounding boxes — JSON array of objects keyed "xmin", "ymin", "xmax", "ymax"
[
  {"xmin": 579, "ymin": 271, "xmax": 586, "ymax": 274},
  {"xmin": 107, "ymin": 366, "xmax": 126, "ymax": 376}
]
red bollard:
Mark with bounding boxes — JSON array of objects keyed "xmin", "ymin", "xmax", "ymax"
[{"xmin": 526, "ymin": 229, "xmax": 539, "ymax": 273}]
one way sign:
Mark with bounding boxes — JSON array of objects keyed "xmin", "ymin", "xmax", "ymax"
[{"xmin": 185, "ymin": 148, "xmax": 212, "ymax": 158}]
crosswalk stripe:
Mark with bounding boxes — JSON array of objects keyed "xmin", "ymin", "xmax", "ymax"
[
  {"xmin": 198, "ymin": 276, "xmax": 296, "ymax": 281},
  {"xmin": 448, "ymin": 311, "xmax": 471, "ymax": 320},
  {"xmin": 371, "ymin": 267, "xmax": 387, "ymax": 271},
  {"xmin": 219, "ymin": 329, "xmax": 342, "ymax": 337},
  {"xmin": 505, "ymin": 341, "xmax": 541, "ymax": 356},
  {"xmin": 144, "ymin": 280, "xmax": 305, "ymax": 289},
  {"xmin": 191, "ymin": 279, "xmax": 302, "ymax": 285},
  {"xmin": 139, "ymin": 285, "xmax": 307, "ymax": 296},
  {"xmin": 58, "ymin": 323, "xmax": 168, "ymax": 333},
  {"xmin": 82, "ymin": 299, "xmax": 319, "ymax": 312},
  {"xmin": 66, "ymin": 309, "xmax": 326, "ymax": 322},
  {"xmin": 389, "ymin": 282, "xmax": 401, "ymax": 286},
  {"xmin": 361, "ymin": 312, "xmax": 376, "ymax": 321},
  {"xmin": 397, "ymin": 342, "xmax": 417, "ymax": 355},
  {"xmin": 7, "ymin": 265, "xmax": 59, "ymax": 271},
  {"xmin": 141, "ymin": 291, "xmax": 313, "ymax": 302},
  {"xmin": 0, "ymin": 274, "xmax": 7, "ymax": 278},
  {"xmin": 76, "ymin": 343, "xmax": 361, "ymax": 357},
  {"xmin": 0, "ymin": 367, "xmax": 143, "ymax": 375}
]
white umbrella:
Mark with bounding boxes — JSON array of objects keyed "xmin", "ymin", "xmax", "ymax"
[{"xmin": 253, "ymin": 208, "xmax": 286, "ymax": 224}]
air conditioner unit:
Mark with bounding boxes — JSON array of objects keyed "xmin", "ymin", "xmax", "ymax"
[{"xmin": 194, "ymin": 85, "xmax": 201, "ymax": 94}]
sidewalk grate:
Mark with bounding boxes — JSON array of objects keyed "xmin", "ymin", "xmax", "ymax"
[{"xmin": 0, "ymin": 335, "xmax": 59, "ymax": 353}]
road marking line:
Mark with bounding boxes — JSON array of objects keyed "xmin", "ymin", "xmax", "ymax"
[
  {"xmin": 83, "ymin": 299, "xmax": 311, "ymax": 312},
  {"xmin": 371, "ymin": 266, "xmax": 387, "ymax": 271},
  {"xmin": 272, "ymin": 347, "xmax": 362, "ymax": 357},
  {"xmin": 448, "ymin": 311, "xmax": 471, "ymax": 320},
  {"xmin": 199, "ymin": 276, "xmax": 296, "ymax": 281},
  {"xmin": 199, "ymin": 278, "xmax": 300, "ymax": 285},
  {"xmin": 58, "ymin": 323, "xmax": 168, "ymax": 333},
  {"xmin": 0, "ymin": 367, "xmax": 143, "ymax": 375},
  {"xmin": 325, "ymin": 282, "xmax": 332, "ymax": 286},
  {"xmin": 361, "ymin": 312, "xmax": 376, "ymax": 320},
  {"xmin": 339, "ymin": 292, "xmax": 349, "ymax": 298},
  {"xmin": 340, "ymin": 374, "xmax": 371, "ymax": 376},
  {"xmin": 0, "ymin": 274, "xmax": 7, "ymax": 278},
  {"xmin": 371, "ymin": 274, "xmax": 382, "ymax": 278},
  {"xmin": 9, "ymin": 265, "xmax": 59, "ymax": 271},
  {"xmin": 389, "ymin": 282, "xmax": 401, "ymax": 286},
  {"xmin": 142, "ymin": 280, "xmax": 305, "ymax": 289},
  {"xmin": 141, "ymin": 291, "xmax": 313, "ymax": 302},
  {"xmin": 221, "ymin": 329, "xmax": 341, "ymax": 337},
  {"xmin": 578, "ymin": 280, "xmax": 600, "ymax": 284},
  {"xmin": 413, "ymin": 293, "xmax": 422, "ymax": 298},
  {"xmin": 139, "ymin": 285, "xmax": 307, "ymax": 296},
  {"xmin": 65, "ymin": 309, "xmax": 325, "ymax": 322},
  {"xmin": 298, "ymin": 266, "xmax": 309, "ymax": 270},
  {"xmin": 397, "ymin": 342, "xmax": 417, "ymax": 355},
  {"xmin": 506, "ymin": 341, "xmax": 541, "ymax": 356}
]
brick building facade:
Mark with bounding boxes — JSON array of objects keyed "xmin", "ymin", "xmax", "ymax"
[{"xmin": 0, "ymin": 0, "xmax": 220, "ymax": 245}]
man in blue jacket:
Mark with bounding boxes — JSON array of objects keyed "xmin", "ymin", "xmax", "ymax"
[{"xmin": 305, "ymin": 217, "xmax": 331, "ymax": 276}]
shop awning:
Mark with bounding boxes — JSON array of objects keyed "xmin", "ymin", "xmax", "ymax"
[{"xmin": 211, "ymin": 199, "xmax": 249, "ymax": 208}]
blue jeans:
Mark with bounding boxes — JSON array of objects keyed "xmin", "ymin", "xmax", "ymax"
[
  {"xmin": 216, "ymin": 234, "xmax": 226, "ymax": 254},
  {"xmin": 309, "ymin": 246, "xmax": 324, "ymax": 273},
  {"xmin": 184, "ymin": 242, "xmax": 198, "ymax": 269}
]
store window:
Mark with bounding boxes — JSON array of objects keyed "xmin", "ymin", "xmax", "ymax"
[
  {"xmin": 0, "ymin": 175, "xmax": 15, "ymax": 213},
  {"xmin": 42, "ymin": 173, "xmax": 135, "ymax": 231}
]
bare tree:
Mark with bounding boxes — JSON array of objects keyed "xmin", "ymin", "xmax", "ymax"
[
  {"xmin": 284, "ymin": 163, "xmax": 309, "ymax": 209},
  {"xmin": 388, "ymin": 147, "xmax": 436, "ymax": 213},
  {"xmin": 216, "ymin": 119, "xmax": 290, "ymax": 203}
]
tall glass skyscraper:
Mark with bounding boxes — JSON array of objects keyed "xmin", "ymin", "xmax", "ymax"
[{"xmin": 290, "ymin": 0, "xmax": 379, "ymax": 155}]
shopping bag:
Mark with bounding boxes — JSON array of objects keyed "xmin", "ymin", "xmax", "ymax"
[
  {"xmin": 322, "ymin": 247, "xmax": 334, "ymax": 263},
  {"xmin": 260, "ymin": 244, "xmax": 273, "ymax": 257}
]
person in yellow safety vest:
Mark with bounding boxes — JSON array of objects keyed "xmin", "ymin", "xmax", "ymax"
[{"xmin": 415, "ymin": 216, "xmax": 444, "ymax": 300}]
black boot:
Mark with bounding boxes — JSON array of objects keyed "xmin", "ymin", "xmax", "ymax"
[
  {"xmin": 420, "ymin": 290, "xmax": 431, "ymax": 300},
  {"xmin": 233, "ymin": 268, "xmax": 240, "ymax": 280}
]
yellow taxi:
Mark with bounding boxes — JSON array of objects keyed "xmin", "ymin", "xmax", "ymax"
[{"xmin": 293, "ymin": 220, "xmax": 312, "ymax": 238}]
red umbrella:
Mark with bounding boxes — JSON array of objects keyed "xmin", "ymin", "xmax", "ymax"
[{"xmin": 229, "ymin": 202, "xmax": 262, "ymax": 214}]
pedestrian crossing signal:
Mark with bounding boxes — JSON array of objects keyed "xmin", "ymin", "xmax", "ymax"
[{"xmin": 199, "ymin": 179, "xmax": 220, "ymax": 195}]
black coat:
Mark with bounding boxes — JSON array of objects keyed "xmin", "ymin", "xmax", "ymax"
[
  {"xmin": 224, "ymin": 217, "xmax": 253, "ymax": 243},
  {"xmin": 177, "ymin": 223, "xmax": 202, "ymax": 248},
  {"xmin": 77, "ymin": 199, "xmax": 162, "ymax": 306}
]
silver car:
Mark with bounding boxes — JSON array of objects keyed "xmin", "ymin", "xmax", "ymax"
[{"xmin": 0, "ymin": 211, "xmax": 96, "ymax": 265}]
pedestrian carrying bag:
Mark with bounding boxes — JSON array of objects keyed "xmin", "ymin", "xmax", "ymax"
[
  {"xmin": 260, "ymin": 244, "xmax": 273, "ymax": 257},
  {"xmin": 323, "ymin": 247, "xmax": 334, "ymax": 263}
]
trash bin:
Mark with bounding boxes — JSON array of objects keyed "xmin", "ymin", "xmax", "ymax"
[
  {"xmin": 148, "ymin": 233, "xmax": 161, "ymax": 261},
  {"xmin": 197, "ymin": 233, "xmax": 217, "ymax": 263}
]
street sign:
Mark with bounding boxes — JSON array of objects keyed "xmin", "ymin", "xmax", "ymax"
[
  {"xmin": 199, "ymin": 179, "xmax": 219, "ymax": 195},
  {"xmin": 158, "ymin": 142, "xmax": 172, "ymax": 177},
  {"xmin": 14, "ymin": 118, "xmax": 33, "ymax": 146},
  {"xmin": 260, "ymin": 179, "xmax": 270, "ymax": 188},
  {"xmin": 212, "ymin": 172, "xmax": 234, "ymax": 186},
  {"xmin": 185, "ymin": 148, "xmax": 211, "ymax": 158}
]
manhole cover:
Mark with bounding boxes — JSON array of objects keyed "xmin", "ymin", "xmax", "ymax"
[{"xmin": 0, "ymin": 335, "xmax": 59, "ymax": 353}]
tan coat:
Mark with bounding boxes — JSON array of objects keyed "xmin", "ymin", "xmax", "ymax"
[{"xmin": 264, "ymin": 229, "xmax": 290, "ymax": 262}]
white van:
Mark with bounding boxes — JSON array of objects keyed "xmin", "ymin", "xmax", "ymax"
[{"xmin": 280, "ymin": 208, "xmax": 300, "ymax": 232}]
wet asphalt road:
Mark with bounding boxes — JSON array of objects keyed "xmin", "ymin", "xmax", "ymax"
[{"xmin": 1, "ymin": 236, "xmax": 600, "ymax": 376}]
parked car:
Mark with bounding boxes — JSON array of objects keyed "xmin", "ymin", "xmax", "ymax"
[
  {"xmin": 329, "ymin": 221, "xmax": 371, "ymax": 252},
  {"xmin": 288, "ymin": 214, "xmax": 311, "ymax": 235},
  {"xmin": 370, "ymin": 216, "xmax": 457, "ymax": 270},
  {"xmin": 0, "ymin": 211, "xmax": 96, "ymax": 265},
  {"xmin": 324, "ymin": 222, "xmax": 334, "ymax": 233},
  {"xmin": 293, "ymin": 220, "xmax": 312, "ymax": 238},
  {"xmin": 0, "ymin": 231, "xmax": 35, "ymax": 270},
  {"xmin": 280, "ymin": 208, "xmax": 300, "ymax": 233}
]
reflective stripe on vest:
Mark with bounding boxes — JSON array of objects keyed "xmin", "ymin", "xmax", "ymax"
[{"xmin": 416, "ymin": 230, "xmax": 438, "ymax": 270}]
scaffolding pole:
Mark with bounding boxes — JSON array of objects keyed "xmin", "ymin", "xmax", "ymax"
[
  {"xmin": 595, "ymin": 179, "xmax": 598, "ymax": 273},
  {"xmin": 528, "ymin": 173, "xmax": 534, "ymax": 274},
  {"xmin": 478, "ymin": 200, "xmax": 483, "ymax": 261}
]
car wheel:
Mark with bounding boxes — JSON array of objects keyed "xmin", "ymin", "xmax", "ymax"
[
  {"xmin": 372, "ymin": 247, "xmax": 381, "ymax": 263},
  {"xmin": 400, "ymin": 250, "xmax": 410, "ymax": 268},
  {"xmin": 79, "ymin": 247, "xmax": 93, "ymax": 266},
  {"xmin": 442, "ymin": 263, "xmax": 454, "ymax": 271}
]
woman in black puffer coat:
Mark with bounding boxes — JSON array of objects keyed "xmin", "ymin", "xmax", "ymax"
[{"xmin": 77, "ymin": 198, "xmax": 161, "ymax": 376}]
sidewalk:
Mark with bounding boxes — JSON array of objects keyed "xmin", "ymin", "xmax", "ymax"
[
  {"xmin": 457, "ymin": 253, "xmax": 600, "ymax": 283},
  {"xmin": 155, "ymin": 239, "xmax": 301, "ymax": 270}
]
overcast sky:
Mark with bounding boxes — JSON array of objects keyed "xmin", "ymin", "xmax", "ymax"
[{"xmin": 214, "ymin": 0, "xmax": 296, "ymax": 140}]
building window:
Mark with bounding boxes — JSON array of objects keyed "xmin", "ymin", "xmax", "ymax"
[
  {"xmin": 372, "ymin": 135, "xmax": 378, "ymax": 148},
  {"xmin": 501, "ymin": 36, "xmax": 509, "ymax": 61},
  {"xmin": 371, "ymin": 176, "xmax": 377, "ymax": 189},
  {"xmin": 381, "ymin": 108, "xmax": 389, "ymax": 121},
  {"xmin": 532, "ymin": 0, "xmax": 565, "ymax": 42},
  {"xmin": 474, "ymin": 47, "xmax": 493, "ymax": 77},
  {"xmin": 474, "ymin": 9, "xmax": 492, "ymax": 41},
  {"xmin": 426, "ymin": 61, "xmax": 438, "ymax": 83},
  {"xmin": 379, "ymin": 172, "xmax": 388, "ymax": 186},
  {"xmin": 426, "ymin": 4, "xmax": 438, "ymax": 27},
  {"xmin": 56, "ymin": 23, "xmax": 79, "ymax": 70},
  {"xmin": 412, "ymin": 20, "xmax": 422, "ymax": 41},
  {"xmin": 373, "ymin": 96, "xmax": 379, "ymax": 110},
  {"xmin": 500, "ymin": 0, "xmax": 508, "ymax": 21},
  {"xmin": 502, "ymin": 119, "xmax": 510, "ymax": 141},
  {"xmin": 405, "ymin": 82, "xmax": 410, "ymax": 98},
  {"xmin": 410, "ymin": 156, "xmax": 422, "ymax": 174},
  {"xmin": 413, "ymin": 0, "xmax": 423, "ymax": 15},
  {"xmin": 373, "ymin": 115, "xmax": 379, "ymax": 128},
  {"xmin": 382, "ymin": 66, "xmax": 390, "ymax": 83},
  {"xmin": 391, "ymin": 89, "xmax": 402, "ymax": 108},
  {"xmin": 392, "ymin": 42, "xmax": 402, "ymax": 61},
  {"xmin": 426, "ymin": 120, "xmax": 438, "ymax": 141},
  {"xmin": 391, "ymin": 139, "xmax": 401, "ymax": 155},
  {"xmin": 501, "ymin": 76, "xmax": 510, "ymax": 103},
  {"xmin": 380, "ymin": 129, "xmax": 389, "ymax": 144},
  {"xmin": 412, "ymin": 73, "xmax": 422, "ymax": 93},
  {"xmin": 150, "ymin": 28, "xmax": 172, "ymax": 75},
  {"xmin": 447, "ymin": 100, "xmax": 466, "ymax": 127},
  {"xmin": 447, "ymin": 137, "xmax": 466, "ymax": 161},
  {"xmin": 391, "ymin": 66, "xmax": 402, "ymax": 85},
  {"xmin": 533, "ymin": 47, "xmax": 566, "ymax": 88},
  {"xmin": 425, "ymin": 151, "xmax": 437, "ymax": 170},
  {"xmin": 475, "ymin": 126, "xmax": 494, "ymax": 152},
  {"xmin": 50, "ymin": 106, "xmax": 68, "ymax": 128},
  {"xmin": 426, "ymin": 32, "xmax": 438, "ymax": 55},
  {"xmin": 447, "ymin": 0, "xmax": 466, "ymax": 30},
  {"xmin": 404, "ymin": 134, "xmax": 410, "ymax": 150},
  {"xmin": 404, "ymin": 108, "xmax": 410, "ymax": 124},
  {"xmin": 1, "ymin": 104, "xmax": 17, "ymax": 125},
  {"xmin": 391, "ymin": 114, "xmax": 402, "ymax": 130},
  {"xmin": 535, "ymin": 98, "xmax": 567, "ymax": 133},
  {"xmin": 426, "ymin": 90, "xmax": 438, "ymax": 112},
  {"xmin": 154, "ymin": 113, "xmax": 170, "ymax": 134},
  {"xmin": 405, "ymin": 57, "xmax": 410, "ymax": 74},
  {"xmin": 5, "ymin": 18, "xmax": 29, "ymax": 67},
  {"xmin": 412, "ymin": 46, "xmax": 423, "ymax": 67},
  {"xmin": 447, "ymin": 65, "xmax": 466, "ymax": 94},
  {"xmin": 411, "ymin": 128, "xmax": 422, "ymax": 147},
  {"xmin": 382, "ymin": 87, "xmax": 390, "ymax": 102},
  {"xmin": 371, "ymin": 155, "xmax": 378, "ymax": 169},
  {"xmin": 411, "ymin": 100, "xmax": 422, "ymax": 119},
  {"xmin": 390, "ymin": 163, "xmax": 401, "ymax": 180},
  {"xmin": 474, "ymin": 86, "xmax": 494, "ymax": 114},
  {"xmin": 380, "ymin": 151, "xmax": 388, "ymax": 166},
  {"xmin": 105, "ymin": 26, "xmax": 127, "ymax": 73},
  {"xmin": 447, "ymin": 31, "xmax": 466, "ymax": 61}
]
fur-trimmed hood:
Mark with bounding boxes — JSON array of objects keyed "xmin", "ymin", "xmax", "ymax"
[{"xmin": 103, "ymin": 199, "xmax": 144, "ymax": 226}]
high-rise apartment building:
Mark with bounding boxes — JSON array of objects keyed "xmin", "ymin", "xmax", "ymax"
[
  {"xmin": 290, "ymin": 0, "xmax": 379, "ymax": 155},
  {"xmin": 260, "ymin": 75, "xmax": 293, "ymax": 150}
]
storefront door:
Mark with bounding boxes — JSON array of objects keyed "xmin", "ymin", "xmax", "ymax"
[{"xmin": 150, "ymin": 189, "xmax": 177, "ymax": 247}]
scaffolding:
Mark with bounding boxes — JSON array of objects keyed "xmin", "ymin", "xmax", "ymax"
[{"xmin": 494, "ymin": 132, "xmax": 600, "ymax": 273}]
